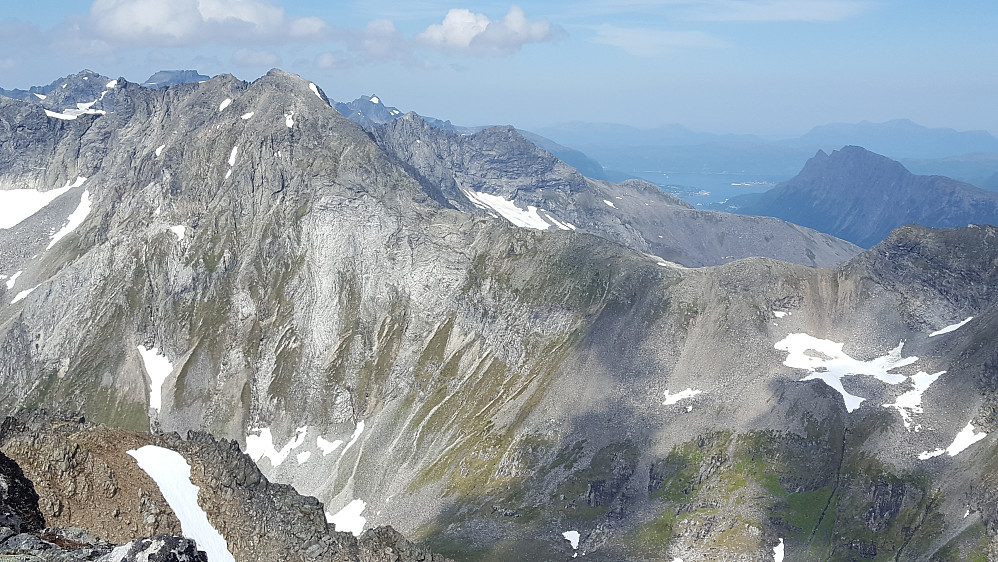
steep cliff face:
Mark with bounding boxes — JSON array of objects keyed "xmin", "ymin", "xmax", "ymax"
[
  {"xmin": 724, "ymin": 146, "xmax": 998, "ymax": 247},
  {"xmin": 371, "ymin": 113, "xmax": 860, "ymax": 268},
  {"xmin": 1, "ymin": 70, "xmax": 996, "ymax": 560}
]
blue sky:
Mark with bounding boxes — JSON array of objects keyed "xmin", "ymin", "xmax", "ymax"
[{"xmin": 1, "ymin": 1, "xmax": 995, "ymax": 135}]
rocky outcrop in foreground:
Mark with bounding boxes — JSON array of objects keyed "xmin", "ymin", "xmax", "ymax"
[{"xmin": 0, "ymin": 412, "xmax": 450, "ymax": 561}]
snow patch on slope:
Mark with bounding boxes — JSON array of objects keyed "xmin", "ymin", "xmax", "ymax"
[
  {"xmin": 775, "ymin": 334, "xmax": 915, "ymax": 413},
  {"xmin": 317, "ymin": 436, "xmax": 343, "ymax": 456},
  {"xmin": 11, "ymin": 285, "xmax": 38, "ymax": 304},
  {"xmin": 929, "ymin": 317, "xmax": 973, "ymax": 337},
  {"xmin": 5, "ymin": 270, "xmax": 22, "ymax": 289},
  {"xmin": 339, "ymin": 420, "xmax": 365, "ymax": 457},
  {"xmin": 219, "ymin": 98, "xmax": 232, "ymax": 111},
  {"xmin": 127, "ymin": 446, "xmax": 234, "ymax": 562},
  {"xmin": 245, "ymin": 426, "xmax": 308, "ymax": 467},
  {"xmin": 136, "ymin": 345, "xmax": 174, "ymax": 411},
  {"xmin": 0, "ymin": 176, "xmax": 85, "ymax": 229},
  {"xmin": 47, "ymin": 189, "xmax": 92, "ymax": 249},
  {"xmin": 169, "ymin": 225, "xmax": 187, "ymax": 240},
  {"xmin": 663, "ymin": 388, "xmax": 702, "ymax": 405},
  {"xmin": 325, "ymin": 499, "xmax": 366, "ymax": 536},
  {"xmin": 919, "ymin": 422, "xmax": 988, "ymax": 460},
  {"xmin": 462, "ymin": 190, "xmax": 556, "ymax": 230},
  {"xmin": 882, "ymin": 371, "xmax": 944, "ymax": 430}
]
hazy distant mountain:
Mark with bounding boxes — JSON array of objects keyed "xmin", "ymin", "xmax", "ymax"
[
  {"xmin": 723, "ymin": 145, "xmax": 998, "ymax": 247},
  {"xmin": 535, "ymin": 121, "xmax": 762, "ymax": 148},
  {"xmin": 900, "ymin": 152, "xmax": 998, "ymax": 190},
  {"xmin": 531, "ymin": 120, "xmax": 998, "ymax": 201},
  {"xmin": 784, "ymin": 119, "xmax": 998, "ymax": 159},
  {"xmin": 142, "ymin": 70, "xmax": 209, "ymax": 88}
]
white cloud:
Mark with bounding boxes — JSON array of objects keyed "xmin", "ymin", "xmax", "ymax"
[
  {"xmin": 593, "ymin": 25, "xmax": 724, "ymax": 56},
  {"xmin": 358, "ymin": 19, "xmax": 408, "ymax": 59},
  {"xmin": 232, "ymin": 48, "xmax": 281, "ymax": 67},
  {"xmin": 314, "ymin": 51, "xmax": 347, "ymax": 69},
  {"xmin": 88, "ymin": 0, "xmax": 328, "ymax": 46},
  {"xmin": 417, "ymin": 6, "xmax": 561, "ymax": 55}
]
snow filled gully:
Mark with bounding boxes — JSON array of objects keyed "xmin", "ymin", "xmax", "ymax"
[{"xmin": 127, "ymin": 445, "xmax": 234, "ymax": 562}]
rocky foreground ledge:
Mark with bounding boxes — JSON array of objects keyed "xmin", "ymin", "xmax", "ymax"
[{"xmin": 0, "ymin": 411, "xmax": 451, "ymax": 561}]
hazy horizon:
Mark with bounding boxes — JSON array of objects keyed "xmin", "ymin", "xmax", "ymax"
[{"xmin": 2, "ymin": 1, "xmax": 995, "ymax": 136}]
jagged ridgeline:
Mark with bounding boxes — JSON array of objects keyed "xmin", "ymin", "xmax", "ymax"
[{"xmin": 1, "ymin": 69, "xmax": 997, "ymax": 561}]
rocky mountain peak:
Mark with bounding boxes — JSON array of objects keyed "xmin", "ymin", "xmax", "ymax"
[
  {"xmin": 795, "ymin": 145, "xmax": 910, "ymax": 186},
  {"xmin": 142, "ymin": 69, "xmax": 210, "ymax": 88},
  {"xmin": 725, "ymin": 145, "xmax": 998, "ymax": 247}
]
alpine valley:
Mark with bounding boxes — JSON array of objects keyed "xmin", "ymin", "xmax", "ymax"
[{"xmin": 2, "ymin": 69, "xmax": 997, "ymax": 562}]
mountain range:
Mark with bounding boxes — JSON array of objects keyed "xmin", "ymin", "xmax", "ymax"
[
  {"xmin": 721, "ymin": 146, "xmax": 998, "ymax": 248},
  {"xmin": 1, "ymin": 69, "xmax": 997, "ymax": 561},
  {"xmin": 534, "ymin": 119, "xmax": 998, "ymax": 194}
]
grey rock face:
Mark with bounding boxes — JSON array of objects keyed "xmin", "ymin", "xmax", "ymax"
[
  {"xmin": 724, "ymin": 145, "xmax": 998, "ymax": 247},
  {"xmin": 1, "ymin": 450, "xmax": 45, "ymax": 533},
  {"xmin": 0, "ymin": 69, "xmax": 121, "ymax": 117}
]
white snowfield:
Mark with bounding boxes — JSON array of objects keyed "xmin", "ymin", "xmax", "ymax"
[
  {"xmin": 285, "ymin": 112, "xmax": 295, "ymax": 128},
  {"xmin": 309, "ymin": 83, "xmax": 322, "ymax": 100},
  {"xmin": 245, "ymin": 425, "xmax": 308, "ymax": 467},
  {"xmin": 316, "ymin": 436, "xmax": 343, "ymax": 456},
  {"xmin": 775, "ymin": 334, "xmax": 916, "ymax": 413},
  {"xmin": 462, "ymin": 189, "xmax": 571, "ymax": 231},
  {"xmin": 0, "ymin": 176, "xmax": 85, "ymax": 229},
  {"xmin": 219, "ymin": 98, "xmax": 232, "ymax": 111},
  {"xmin": 339, "ymin": 420, "xmax": 365, "ymax": 456},
  {"xmin": 918, "ymin": 422, "xmax": 988, "ymax": 460},
  {"xmin": 136, "ymin": 345, "xmax": 174, "ymax": 410},
  {"xmin": 156, "ymin": 145, "xmax": 166, "ymax": 157},
  {"xmin": 11, "ymin": 285, "xmax": 38, "ymax": 304},
  {"xmin": 241, "ymin": 112, "xmax": 254, "ymax": 120},
  {"xmin": 563, "ymin": 530, "xmax": 580, "ymax": 556},
  {"xmin": 882, "ymin": 370, "xmax": 944, "ymax": 430},
  {"xmin": 603, "ymin": 199, "xmax": 616, "ymax": 208},
  {"xmin": 127, "ymin": 445, "xmax": 235, "ymax": 562},
  {"xmin": 6, "ymin": 270, "xmax": 22, "ymax": 289},
  {"xmin": 325, "ymin": 499, "xmax": 367, "ymax": 536},
  {"xmin": 929, "ymin": 317, "xmax": 973, "ymax": 337},
  {"xmin": 169, "ymin": 225, "xmax": 187, "ymax": 240},
  {"xmin": 228, "ymin": 146, "xmax": 238, "ymax": 166},
  {"xmin": 44, "ymin": 100, "xmax": 106, "ymax": 120},
  {"xmin": 47, "ymin": 189, "xmax": 92, "ymax": 249},
  {"xmin": 773, "ymin": 538, "xmax": 785, "ymax": 562},
  {"xmin": 663, "ymin": 388, "xmax": 702, "ymax": 405}
]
